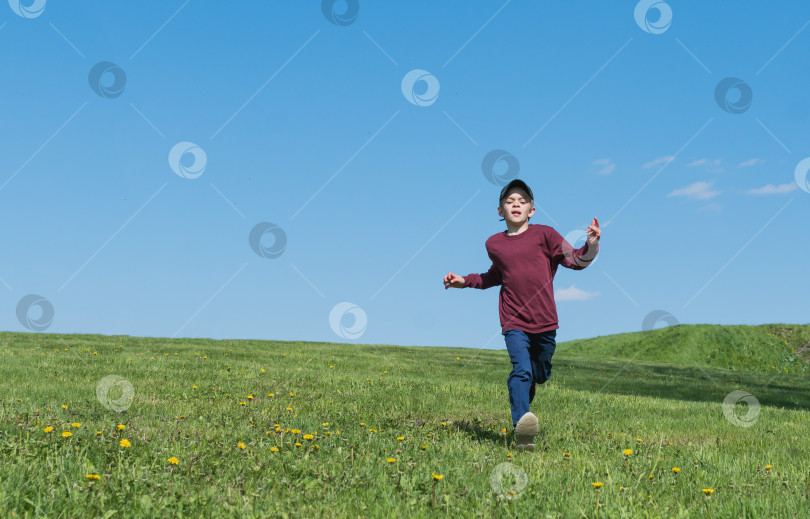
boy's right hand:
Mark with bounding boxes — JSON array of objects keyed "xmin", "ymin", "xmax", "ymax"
[{"xmin": 443, "ymin": 272, "xmax": 465, "ymax": 289}]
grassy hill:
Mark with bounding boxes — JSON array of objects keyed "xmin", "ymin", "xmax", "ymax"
[
  {"xmin": 0, "ymin": 325, "xmax": 808, "ymax": 517},
  {"xmin": 557, "ymin": 323, "xmax": 810, "ymax": 374}
]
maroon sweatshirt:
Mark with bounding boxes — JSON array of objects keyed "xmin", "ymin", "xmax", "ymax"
[{"xmin": 463, "ymin": 223, "xmax": 599, "ymax": 334}]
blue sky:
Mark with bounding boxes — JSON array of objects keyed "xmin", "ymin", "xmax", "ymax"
[{"xmin": 1, "ymin": 1, "xmax": 808, "ymax": 349}]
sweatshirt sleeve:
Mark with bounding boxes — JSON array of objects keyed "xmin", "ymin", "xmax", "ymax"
[
  {"xmin": 547, "ymin": 227, "xmax": 599, "ymax": 270},
  {"xmin": 463, "ymin": 262, "xmax": 503, "ymax": 289}
]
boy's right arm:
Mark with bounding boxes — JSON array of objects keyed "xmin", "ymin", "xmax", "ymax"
[{"xmin": 444, "ymin": 263, "xmax": 502, "ymax": 290}]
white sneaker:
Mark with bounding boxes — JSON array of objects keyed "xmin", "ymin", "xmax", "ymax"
[{"xmin": 514, "ymin": 412, "xmax": 538, "ymax": 452}]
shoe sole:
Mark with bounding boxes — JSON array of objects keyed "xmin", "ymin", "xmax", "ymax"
[{"xmin": 514, "ymin": 412, "xmax": 538, "ymax": 452}]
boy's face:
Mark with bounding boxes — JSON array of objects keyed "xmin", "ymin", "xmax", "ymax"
[{"xmin": 497, "ymin": 188, "xmax": 535, "ymax": 225}]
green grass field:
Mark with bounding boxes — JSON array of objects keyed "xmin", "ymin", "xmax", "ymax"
[{"xmin": 1, "ymin": 324, "xmax": 808, "ymax": 518}]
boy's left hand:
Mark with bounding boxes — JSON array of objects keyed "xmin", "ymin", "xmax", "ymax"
[{"xmin": 586, "ymin": 217, "xmax": 601, "ymax": 243}]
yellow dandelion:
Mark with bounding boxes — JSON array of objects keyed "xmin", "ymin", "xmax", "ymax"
[
  {"xmin": 43, "ymin": 426, "xmax": 53, "ymax": 433},
  {"xmin": 387, "ymin": 458, "xmax": 396, "ymax": 463},
  {"xmin": 117, "ymin": 424, "xmax": 125, "ymax": 431},
  {"xmin": 289, "ymin": 392, "xmax": 294, "ymax": 397},
  {"xmin": 96, "ymin": 431, "xmax": 102, "ymax": 435},
  {"xmin": 85, "ymin": 474, "xmax": 101, "ymax": 480},
  {"xmin": 672, "ymin": 467, "xmax": 680, "ymax": 473},
  {"xmin": 322, "ymin": 422, "xmax": 329, "ymax": 427},
  {"xmin": 247, "ymin": 395, "xmax": 254, "ymax": 400},
  {"xmin": 168, "ymin": 457, "xmax": 179, "ymax": 465},
  {"xmin": 120, "ymin": 439, "xmax": 131, "ymax": 448},
  {"xmin": 286, "ymin": 407, "xmax": 293, "ymax": 411},
  {"xmin": 432, "ymin": 473, "xmax": 444, "ymax": 480},
  {"xmin": 592, "ymin": 482, "xmax": 604, "ymax": 488},
  {"xmin": 635, "ymin": 438, "xmax": 643, "ymax": 442},
  {"xmin": 192, "ymin": 385, "xmax": 198, "ymax": 389},
  {"xmin": 62, "ymin": 431, "xmax": 72, "ymax": 438},
  {"xmin": 506, "ymin": 453, "xmax": 512, "ymax": 458},
  {"xmin": 765, "ymin": 465, "xmax": 772, "ymax": 470},
  {"xmin": 702, "ymin": 488, "xmax": 715, "ymax": 495},
  {"xmin": 295, "ymin": 442, "xmax": 302, "ymax": 447},
  {"xmin": 421, "ymin": 445, "xmax": 427, "ymax": 450},
  {"xmin": 261, "ymin": 369, "xmax": 265, "ymax": 373},
  {"xmin": 649, "ymin": 474, "xmax": 655, "ymax": 480},
  {"xmin": 237, "ymin": 442, "xmax": 246, "ymax": 449},
  {"xmin": 268, "ymin": 393, "xmax": 274, "ymax": 397},
  {"xmin": 270, "ymin": 446, "xmax": 279, "ymax": 452},
  {"xmin": 369, "ymin": 428, "xmax": 377, "ymax": 433},
  {"xmin": 303, "ymin": 434, "xmax": 314, "ymax": 440},
  {"xmin": 61, "ymin": 405, "xmax": 68, "ymax": 409},
  {"xmin": 360, "ymin": 422, "xmax": 366, "ymax": 426},
  {"xmin": 291, "ymin": 429, "xmax": 301, "ymax": 434},
  {"xmin": 441, "ymin": 422, "xmax": 447, "ymax": 426},
  {"xmin": 240, "ymin": 402, "xmax": 246, "ymax": 406},
  {"xmin": 563, "ymin": 452, "xmax": 571, "ymax": 459},
  {"xmin": 623, "ymin": 449, "xmax": 632, "ymax": 456},
  {"xmin": 397, "ymin": 436, "xmax": 405, "ymax": 441}
]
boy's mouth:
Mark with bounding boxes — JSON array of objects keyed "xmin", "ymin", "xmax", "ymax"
[{"xmin": 511, "ymin": 211, "xmax": 521, "ymax": 216}]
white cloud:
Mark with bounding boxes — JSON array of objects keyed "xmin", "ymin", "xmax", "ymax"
[
  {"xmin": 738, "ymin": 158, "xmax": 763, "ymax": 167},
  {"xmin": 593, "ymin": 158, "xmax": 615, "ymax": 175},
  {"xmin": 667, "ymin": 181, "xmax": 721, "ymax": 200},
  {"xmin": 642, "ymin": 156, "xmax": 675, "ymax": 169},
  {"xmin": 746, "ymin": 182, "xmax": 797, "ymax": 195},
  {"xmin": 554, "ymin": 285, "xmax": 600, "ymax": 302},
  {"xmin": 688, "ymin": 158, "xmax": 722, "ymax": 168}
]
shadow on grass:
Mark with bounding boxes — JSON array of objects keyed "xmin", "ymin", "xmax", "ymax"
[
  {"xmin": 455, "ymin": 418, "xmax": 512, "ymax": 447},
  {"xmin": 554, "ymin": 356, "xmax": 810, "ymax": 412}
]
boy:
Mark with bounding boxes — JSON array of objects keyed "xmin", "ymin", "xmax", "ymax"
[{"xmin": 443, "ymin": 179, "xmax": 600, "ymax": 451}]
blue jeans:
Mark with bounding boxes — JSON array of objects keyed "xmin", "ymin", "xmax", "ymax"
[{"xmin": 503, "ymin": 328, "xmax": 557, "ymax": 427}]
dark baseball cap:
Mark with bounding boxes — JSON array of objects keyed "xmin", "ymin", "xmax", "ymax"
[{"xmin": 499, "ymin": 179, "xmax": 533, "ymax": 204}]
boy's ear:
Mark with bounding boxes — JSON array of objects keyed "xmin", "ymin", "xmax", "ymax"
[
  {"xmin": 528, "ymin": 205, "xmax": 536, "ymax": 217},
  {"xmin": 497, "ymin": 205, "xmax": 504, "ymax": 217}
]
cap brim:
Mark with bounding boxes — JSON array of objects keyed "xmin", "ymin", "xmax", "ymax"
[{"xmin": 499, "ymin": 179, "xmax": 533, "ymax": 202}]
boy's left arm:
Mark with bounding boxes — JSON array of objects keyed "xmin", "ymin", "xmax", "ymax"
[{"xmin": 548, "ymin": 217, "xmax": 601, "ymax": 270}]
